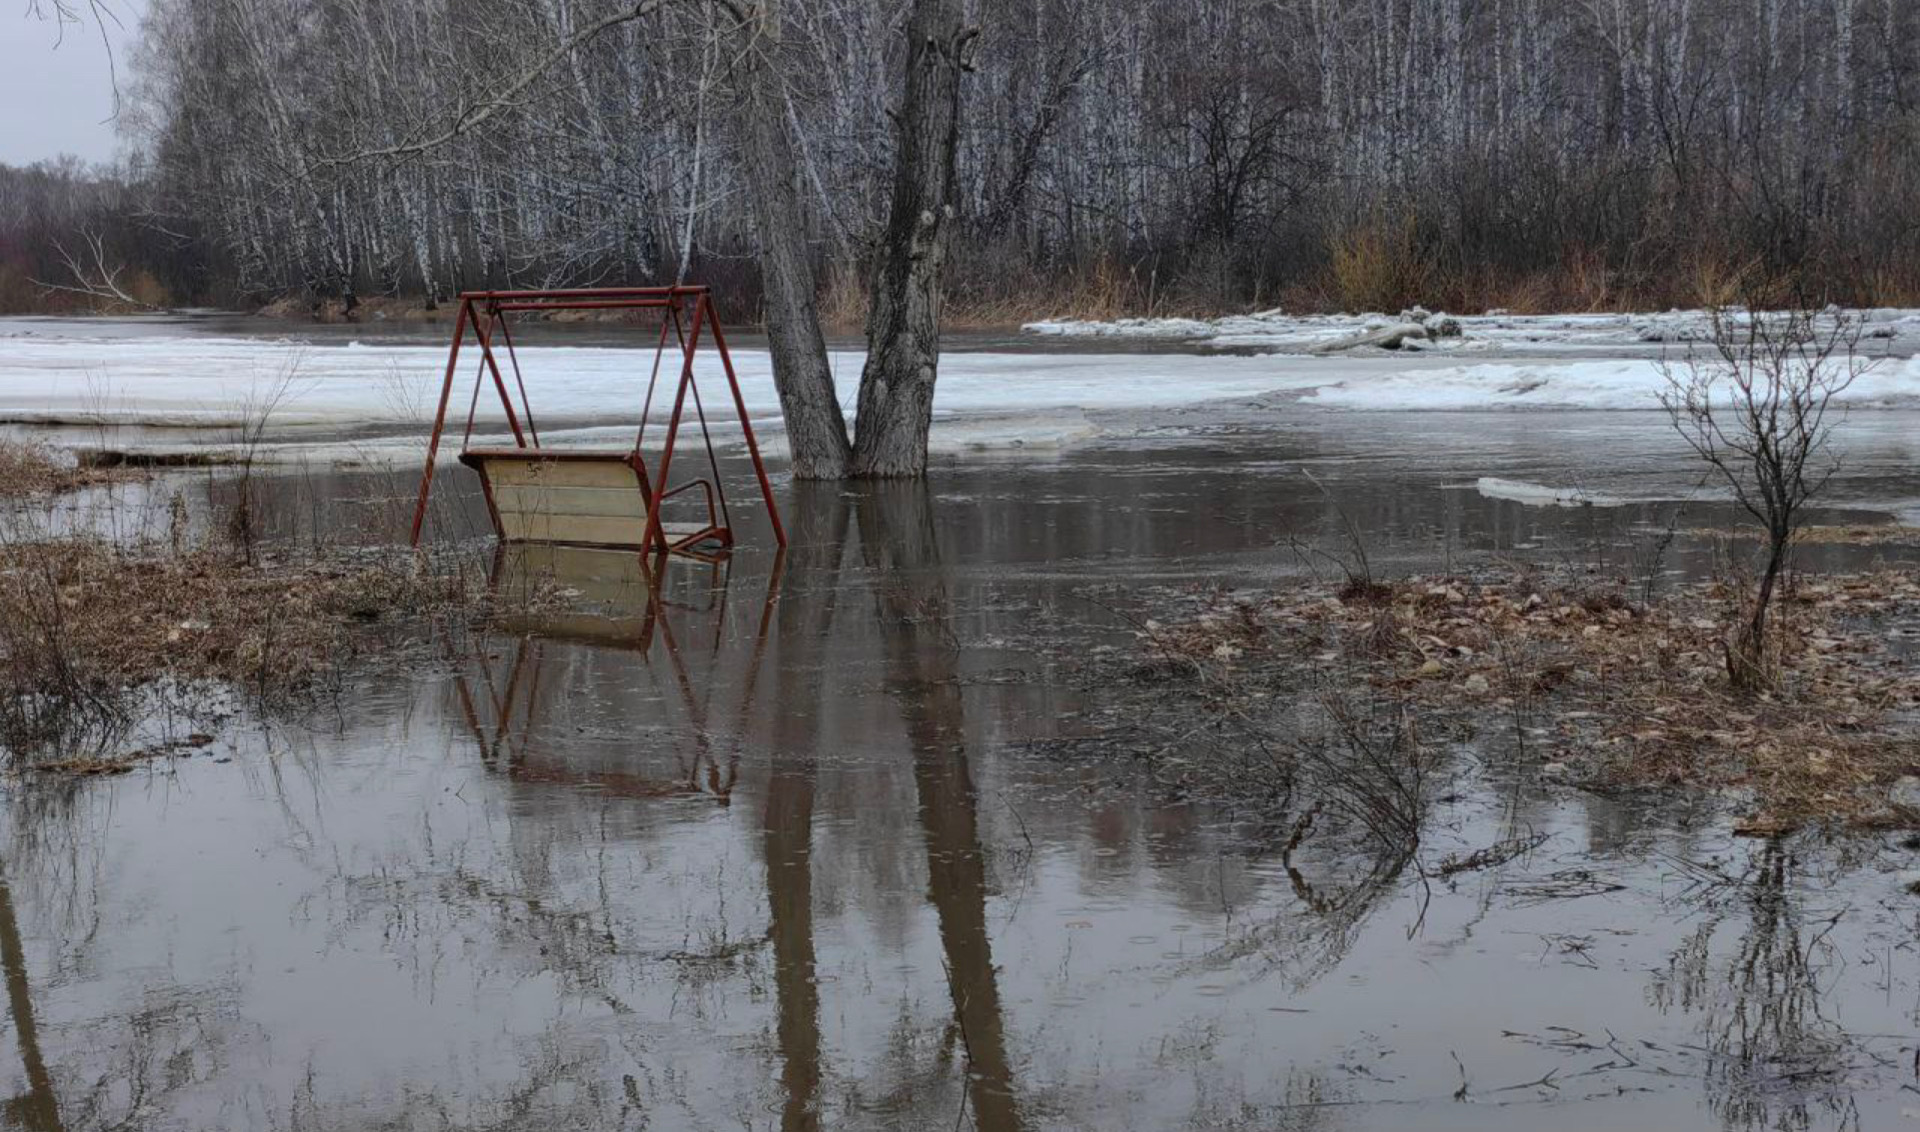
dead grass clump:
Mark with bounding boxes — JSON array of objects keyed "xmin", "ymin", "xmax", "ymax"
[
  {"xmin": 0, "ymin": 440, "xmax": 132, "ymax": 497},
  {"xmin": 817, "ymin": 262, "xmax": 870, "ymax": 330},
  {"xmin": 1139, "ymin": 566, "xmax": 1920, "ymax": 828},
  {"xmin": 0, "ymin": 537, "xmax": 500, "ymax": 766}
]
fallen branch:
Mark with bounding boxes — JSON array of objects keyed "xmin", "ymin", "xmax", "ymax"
[{"xmin": 31, "ymin": 230, "xmax": 162, "ymax": 312}]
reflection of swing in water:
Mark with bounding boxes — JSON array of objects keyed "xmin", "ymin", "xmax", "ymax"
[
  {"xmin": 448, "ymin": 545, "xmax": 783, "ymax": 803},
  {"xmin": 408, "ymin": 286, "xmax": 785, "ymax": 561}
]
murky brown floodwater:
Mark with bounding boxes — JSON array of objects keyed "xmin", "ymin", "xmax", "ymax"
[{"xmin": 4, "ymin": 415, "xmax": 1920, "ymax": 1131}]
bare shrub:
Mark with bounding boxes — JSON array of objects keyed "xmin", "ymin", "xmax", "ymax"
[
  {"xmin": 1296, "ymin": 692, "xmax": 1427, "ymax": 855},
  {"xmin": 1287, "ymin": 468, "xmax": 1388, "ymax": 604},
  {"xmin": 0, "ymin": 442, "xmax": 77, "ymax": 498},
  {"xmin": 1660, "ymin": 306, "xmax": 1870, "ymax": 688},
  {"xmin": 1326, "ymin": 212, "xmax": 1432, "ymax": 314},
  {"xmin": 0, "ymin": 439, "xmax": 137, "ymax": 499},
  {"xmin": 216, "ymin": 357, "xmax": 307, "ymax": 565}
]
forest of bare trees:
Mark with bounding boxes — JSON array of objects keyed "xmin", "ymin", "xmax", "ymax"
[{"xmin": 7, "ymin": 0, "xmax": 1920, "ymax": 320}]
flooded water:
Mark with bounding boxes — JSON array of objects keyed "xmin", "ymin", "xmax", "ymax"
[
  {"xmin": 7, "ymin": 308, "xmax": 1920, "ymax": 1130},
  {"xmin": 3, "ymin": 409, "xmax": 1920, "ymax": 1131}
]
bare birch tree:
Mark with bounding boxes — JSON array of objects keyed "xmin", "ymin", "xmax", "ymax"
[{"xmin": 19, "ymin": 0, "xmax": 1920, "ymax": 479}]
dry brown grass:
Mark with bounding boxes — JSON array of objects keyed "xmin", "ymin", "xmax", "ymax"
[
  {"xmin": 934, "ymin": 254, "xmax": 1209, "ymax": 329},
  {"xmin": 1140, "ymin": 567, "xmax": 1920, "ymax": 829},
  {"xmin": 0, "ymin": 440, "xmax": 136, "ymax": 498},
  {"xmin": 1688, "ymin": 524, "xmax": 1920, "ymax": 547},
  {"xmin": 817, "ymin": 263, "xmax": 870, "ymax": 330},
  {"xmin": 1326, "ymin": 213, "xmax": 1435, "ymax": 313},
  {"xmin": 0, "ymin": 536, "xmax": 504, "ymax": 768}
]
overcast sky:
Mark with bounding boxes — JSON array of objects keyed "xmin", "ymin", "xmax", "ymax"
[{"xmin": 1, "ymin": 1, "xmax": 145, "ymax": 167}]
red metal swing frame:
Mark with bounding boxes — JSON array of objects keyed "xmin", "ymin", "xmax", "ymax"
[{"xmin": 408, "ymin": 285, "xmax": 785, "ymax": 558}]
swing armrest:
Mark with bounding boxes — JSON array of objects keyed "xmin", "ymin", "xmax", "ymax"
[{"xmin": 657, "ymin": 478, "xmax": 718, "ymax": 520}]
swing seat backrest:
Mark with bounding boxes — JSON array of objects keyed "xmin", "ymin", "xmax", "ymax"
[{"xmin": 461, "ymin": 447, "xmax": 706, "ymax": 549}]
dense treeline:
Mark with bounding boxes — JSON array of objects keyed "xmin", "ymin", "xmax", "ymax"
[{"xmin": 12, "ymin": 0, "xmax": 1920, "ymax": 318}]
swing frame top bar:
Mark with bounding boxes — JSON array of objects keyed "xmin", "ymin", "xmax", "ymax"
[{"xmin": 407, "ymin": 284, "xmax": 786, "ymax": 559}]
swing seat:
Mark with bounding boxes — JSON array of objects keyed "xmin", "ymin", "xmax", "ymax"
[
  {"xmin": 460, "ymin": 447, "xmax": 729, "ymax": 552},
  {"xmin": 409, "ymin": 286, "xmax": 784, "ymax": 559}
]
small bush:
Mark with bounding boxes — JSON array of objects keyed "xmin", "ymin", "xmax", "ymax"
[{"xmin": 1326, "ymin": 212, "xmax": 1433, "ymax": 313}]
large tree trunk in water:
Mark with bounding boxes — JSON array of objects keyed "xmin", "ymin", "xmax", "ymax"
[
  {"xmin": 850, "ymin": 0, "xmax": 974, "ymax": 478},
  {"xmin": 739, "ymin": 0, "xmax": 851, "ymax": 480}
]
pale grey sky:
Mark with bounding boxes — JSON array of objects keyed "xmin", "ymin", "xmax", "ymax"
[{"xmin": 1, "ymin": 1, "xmax": 144, "ymax": 167}]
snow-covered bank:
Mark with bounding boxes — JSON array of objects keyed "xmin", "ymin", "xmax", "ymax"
[{"xmin": 1027, "ymin": 307, "xmax": 1920, "ymax": 356}]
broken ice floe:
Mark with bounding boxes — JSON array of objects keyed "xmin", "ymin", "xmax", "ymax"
[
  {"xmin": 1475, "ymin": 477, "xmax": 1625, "ymax": 508},
  {"xmin": 1026, "ymin": 306, "xmax": 1920, "ymax": 356}
]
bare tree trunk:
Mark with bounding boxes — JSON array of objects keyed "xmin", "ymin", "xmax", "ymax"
[
  {"xmin": 739, "ymin": 0, "xmax": 852, "ymax": 480},
  {"xmin": 850, "ymin": 0, "xmax": 975, "ymax": 478}
]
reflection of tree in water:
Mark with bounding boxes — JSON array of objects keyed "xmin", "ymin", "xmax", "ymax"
[
  {"xmin": 1651, "ymin": 843, "xmax": 1860, "ymax": 1132},
  {"xmin": 764, "ymin": 762, "xmax": 820, "ymax": 1132},
  {"xmin": 1111, "ymin": 692, "xmax": 1420, "ymax": 990},
  {"xmin": 0, "ymin": 875, "xmax": 60, "ymax": 1132},
  {"xmin": 1171, "ymin": 824, "xmax": 1409, "ymax": 993},
  {"xmin": 757, "ymin": 482, "xmax": 849, "ymax": 1132},
  {"xmin": 0, "ymin": 797, "xmax": 233, "ymax": 1132},
  {"xmin": 856, "ymin": 482, "xmax": 1023, "ymax": 1132}
]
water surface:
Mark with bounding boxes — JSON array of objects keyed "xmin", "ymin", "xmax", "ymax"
[{"xmin": 2, "ymin": 424, "xmax": 1918, "ymax": 1130}]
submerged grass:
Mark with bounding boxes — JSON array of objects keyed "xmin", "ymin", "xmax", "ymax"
[
  {"xmin": 0, "ymin": 438, "xmax": 527, "ymax": 772},
  {"xmin": 1119, "ymin": 565, "xmax": 1920, "ymax": 830},
  {"xmin": 0, "ymin": 536, "xmax": 502, "ymax": 770}
]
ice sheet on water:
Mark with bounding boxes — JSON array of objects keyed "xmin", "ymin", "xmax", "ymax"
[
  {"xmin": 11, "ymin": 321, "xmax": 1920, "ymax": 467},
  {"xmin": 1301, "ymin": 356, "xmax": 1920, "ymax": 411},
  {"xmin": 1027, "ymin": 310, "xmax": 1488, "ymax": 353},
  {"xmin": 1474, "ymin": 477, "xmax": 1625, "ymax": 508},
  {"xmin": 0, "ymin": 333, "xmax": 1328, "ymax": 436}
]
